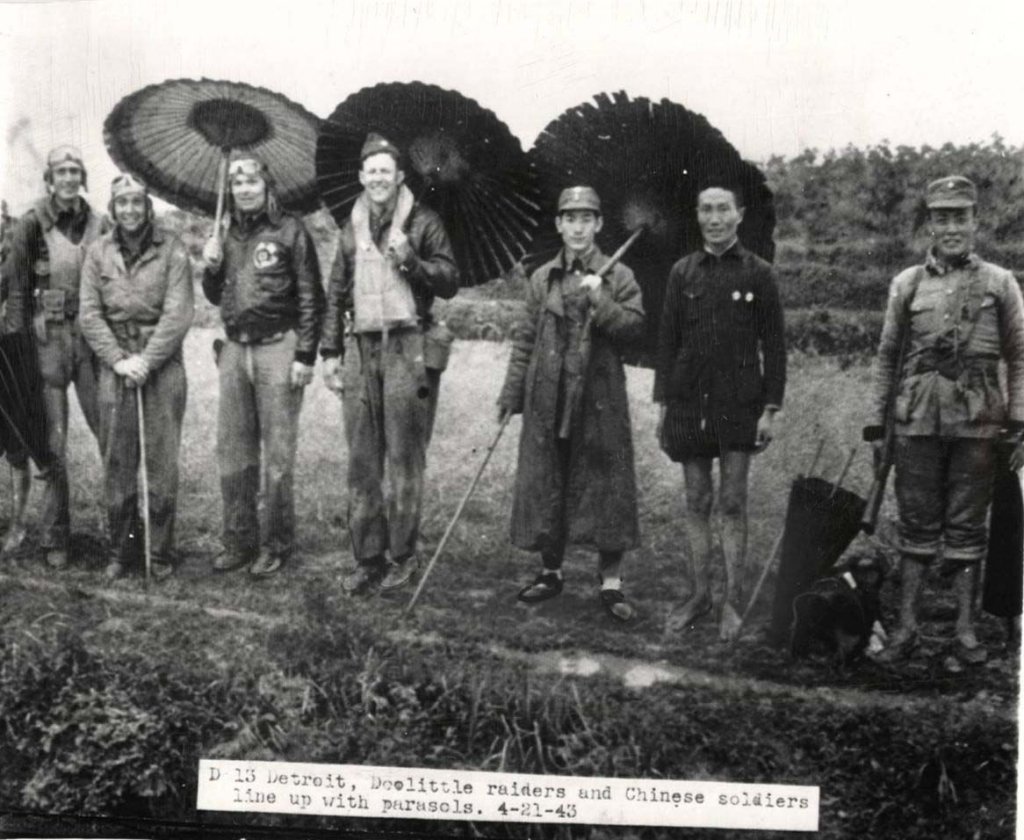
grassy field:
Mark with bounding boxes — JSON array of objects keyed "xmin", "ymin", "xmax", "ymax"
[{"xmin": 0, "ymin": 330, "xmax": 1019, "ymax": 839}]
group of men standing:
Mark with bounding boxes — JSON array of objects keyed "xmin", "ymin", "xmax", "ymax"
[{"xmin": 0, "ymin": 136, "xmax": 1021, "ymax": 661}]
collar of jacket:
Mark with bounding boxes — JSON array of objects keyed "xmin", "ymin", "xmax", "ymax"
[
  {"xmin": 35, "ymin": 195, "xmax": 90, "ymax": 233},
  {"xmin": 353, "ymin": 184, "xmax": 415, "ymax": 248},
  {"xmin": 925, "ymin": 247, "xmax": 980, "ymax": 276},
  {"xmin": 232, "ymin": 204, "xmax": 282, "ymax": 235},
  {"xmin": 697, "ymin": 239, "xmax": 746, "ymax": 264},
  {"xmin": 543, "ymin": 246, "xmax": 607, "ymax": 317},
  {"xmin": 113, "ymin": 221, "xmax": 162, "ymax": 264}
]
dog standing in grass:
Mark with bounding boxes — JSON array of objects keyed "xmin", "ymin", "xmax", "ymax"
[{"xmin": 497, "ymin": 186, "xmax": 644, "ymax": 621}]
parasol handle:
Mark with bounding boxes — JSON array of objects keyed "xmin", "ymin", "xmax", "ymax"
[
  {"xmin": 596, "ymin": 227, "xmax": 644, "ymax": 278},
  {"xmin": 212, "ymin": 150, "xmax": 230, "ymax": 244},
  {"xmin": 805, "ymin": 438, "xmax": 826, "ymax": 478},
  {"xmin": 829, "ymin": 445, "xmax": 858, "ymax": 497}
]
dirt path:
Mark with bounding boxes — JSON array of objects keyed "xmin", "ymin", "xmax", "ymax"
[{"xmin": 2, "ymin": 571, "xmax": 1011, "ymax": 721}]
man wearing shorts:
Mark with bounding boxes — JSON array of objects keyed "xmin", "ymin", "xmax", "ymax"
[{"xmin": 654, "ymin": 186, "xmax": 786, "ymax": 640}]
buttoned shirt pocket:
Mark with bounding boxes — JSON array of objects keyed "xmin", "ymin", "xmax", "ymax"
[{"xmin": 969, "ymin": 293, "xmax": 1001, "ymax": 355}]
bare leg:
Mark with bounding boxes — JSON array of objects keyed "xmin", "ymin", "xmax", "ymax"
[
  {"xmin": 718, "ymin": 451, "xmax": 751, "ymax": 641},
  {"xmin": 667, "ymin": 458, "xmax": 714, "ymax": 632},
  {"xmin": 2, "ymin": 463, "xmax": 30, "ymax": 556}
]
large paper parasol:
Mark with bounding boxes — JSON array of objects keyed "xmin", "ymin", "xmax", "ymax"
[
  {"xmin": 103, "ymin": 78, "xmax": 322, "ymax": 220},
  {"xmin": 316, "ymin": 81, "xmax": 543, "ymax": 285},
  {"xmin": 529, "ymin": 91, "xmax": 776, "ymax": 367}
]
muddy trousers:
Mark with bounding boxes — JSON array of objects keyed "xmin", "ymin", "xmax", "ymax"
[
  {"xmin": 36, "ymin": 321, "xmax": 100, "ymax": 550},
  {"xmin": 342, "ymin": 329, "xmax": 437, "ymax": 563},
  {"xmin": 217, "ymin": 334, "xmax": 303, "ymax": 560},
  {"xmin": 98, "ymin": 360, "xmax": 186, "ymax": 564},
  {"xmin": 894, "ymin": 435, "xmax": 995, "ymax": 563}
]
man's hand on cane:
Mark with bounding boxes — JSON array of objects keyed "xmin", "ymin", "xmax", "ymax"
[{"xmin": 114, "ymin": 355, "xmax": 149, "ymax": 387}]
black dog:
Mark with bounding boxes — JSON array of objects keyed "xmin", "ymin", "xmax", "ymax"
[{"xmin": 789, "ymin": 553, "xmax": 890, "ymax": 666}]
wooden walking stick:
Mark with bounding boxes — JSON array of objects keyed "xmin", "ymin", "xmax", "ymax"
[
  {"xmin": 405, "ymin": 414, "xmax": 512, "ymax": 614},
  {"xmin": 136, "ymin": 385, "xmax": 152, "ymax": 588}
]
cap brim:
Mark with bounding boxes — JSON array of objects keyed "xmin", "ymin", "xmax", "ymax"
[
  {"xmin": 558, "ymin": 204, "xmax": 601, "ymax": 213},
  {"xmin": 927, "ymin": 198, "xmax": 975, "ymax": 209}
]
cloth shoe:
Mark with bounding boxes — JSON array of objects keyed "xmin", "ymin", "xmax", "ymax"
[{"xmin": 517, "ymin": 570, "xmax": 564, "ymax": 604}]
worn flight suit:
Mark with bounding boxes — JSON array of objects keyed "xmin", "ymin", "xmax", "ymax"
[
  {"xmin": 869, "ymin": 249, "xmax": 1024, "ymax": 563},
  {"xmin": 79, "ymin": 224, "xmax": 194, "ymax": 566},
  {"xmin": 323, "ymin": 185, "xmax": 458, "ymax": 564},
  {"xmin": 3, "ymin": 197, "xmax": 104, "ymax": 551}
]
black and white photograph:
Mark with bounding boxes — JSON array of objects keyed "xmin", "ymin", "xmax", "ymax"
[{"xmin": 0, "ymin": 1, "xmax": 1021, "ymax": 837}]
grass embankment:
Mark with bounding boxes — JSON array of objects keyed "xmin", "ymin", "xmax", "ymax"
[{"xmin": 0, "ymin": 333, "xmax": 1019, "ymax": 838}]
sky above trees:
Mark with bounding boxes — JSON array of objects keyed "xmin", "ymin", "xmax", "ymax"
[{"xmin": 2, "ymin": 0, "xmax": 1021, "ymax": 212}]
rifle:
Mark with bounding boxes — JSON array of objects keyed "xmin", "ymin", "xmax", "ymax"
[{"xmin": 861, "ymin": 277, "xmax": 921, "ymax": 534}]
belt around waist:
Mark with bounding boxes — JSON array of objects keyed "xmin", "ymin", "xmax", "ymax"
[
  {"xmin": 353, "ymin": 323, "xmax": 421, "ymax": 338},
  {"xmin": 229, "ymin": 328, "xmax": 290, "ymax": 346}
]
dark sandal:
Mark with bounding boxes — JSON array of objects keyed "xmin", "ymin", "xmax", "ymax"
[
  {"xmin": 517, "ymin": 571, "xmax": 564, "ymax": 604},
  {"xmin": 599, "ymin": 588, "xmax": 635, "ymax": 622}
]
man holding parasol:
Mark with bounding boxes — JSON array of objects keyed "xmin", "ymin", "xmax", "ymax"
[
  {"xmin": 202, "ymin": 151, "xmax": 325, "ymax": 578},
  {"xmin": 321, "ymin": 132, "xmax": 459, "ymax": 596}
]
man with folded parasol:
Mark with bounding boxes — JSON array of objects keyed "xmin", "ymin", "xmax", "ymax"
[
  {"xmin": 497, "ymin": 186, "xmax": 644, "ymax": 622},
  {"xmin": 321, "ymin": 133, "xmax": 459, "ymax": 596},
  {"xmin": 654, "ymin": 185, "xmax": 786, "ymax": 642},
  {"xmin": 202, "ymin": 151, "xmax": 325, "ymax": 578},
  {"xmin": 79, "ymin": 174, "xmax": 194, "ymax": 580},
  {"xmin": 2, "ymin": 145, "xmax": 107, "ymax": 570},
  {"xmin": 866, "ymin": 175, "xmax": 1024, "ymax": 666}
]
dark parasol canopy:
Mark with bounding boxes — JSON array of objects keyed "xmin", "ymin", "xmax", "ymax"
[
  {"xmin": 529, "ymin": 91, "xmax": 776, "ymax": 366},
  {"xmin": 316, "ymin": 81, "xmax": 543, "ymax": 285},
  {"xmin": 767, "ymin": 476, "xmax": 866, "ymax": 645},
  {"xmin": 103, "ymin": 78, "xmax": 322, "ymax": 216},
  {"xmin": 0, "ymin": 333, "xmax": 51, "ymax": 470}
]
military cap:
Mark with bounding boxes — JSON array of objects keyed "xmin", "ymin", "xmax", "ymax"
[
  {"xmin": 360, "ymin": 132, "xmax": 402, "ymax": 163},
  {"xmin": 557, "ymin": 185, "xmax": 601, "ymax": 213},
  {"xmin": 925, "ymin": 175, "xmax": 977, "ymax": 209},
  {"xmin": 46, "ymin": 145, "xmax": 85, "ymax": 170},
  {"xmin": 110, "ymin": 172, "xmax": 147, "ymax": 199}
]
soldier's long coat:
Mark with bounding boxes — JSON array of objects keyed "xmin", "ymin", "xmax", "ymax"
[{"xmin": 499, "ymin": 249, "xmax": 644, "ymax": 553}]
